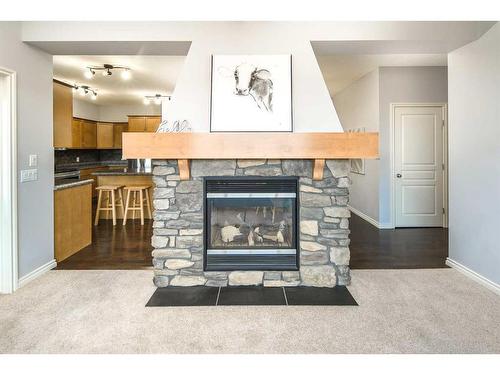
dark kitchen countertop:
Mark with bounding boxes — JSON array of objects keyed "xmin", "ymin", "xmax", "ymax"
[
  {"xmin": 54, "ymin": 178, "xmax": 94, "ymax": 191},
  {"xmin": 91, "ymin": 168, "xmax": 153, "ymax": 176},
  {"xmin": 55, "ymin": 161, "xmax": 127, "ymax": 172}
]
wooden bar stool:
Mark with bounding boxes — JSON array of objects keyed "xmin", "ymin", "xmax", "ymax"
[
  {"xmin": 123, "ymin": 186, "xmax": 152, "ymax": 226},
  {"xmin": 94, "ymin": 185, "xmax": 125, "ymax": 226}
]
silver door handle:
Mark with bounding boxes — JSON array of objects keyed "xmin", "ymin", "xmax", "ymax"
[{"xmin": 396, "ymin": 173, "xmax": 402, "ymax": 178}]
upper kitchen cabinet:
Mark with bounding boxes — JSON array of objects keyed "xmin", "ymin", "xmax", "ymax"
[
  {"xmin": 53, "ymin": 81, "xmax": 74, "ymax": 148},
  {"xmin": 145, "ymin": 116, "xmax": 162, "ymax": 132},
  {"xmin": 97, "ymin": 122, "xmax": 114, "ymax": 149},
  {"xmin": 81, "ymin": 120, "xmax": 97, "ymax": 148},
  {"xmin": 113, "ymin": 123, "xmax": 128, "ymax": 149},
  {"xmin": 128, "ymin": 116, "xmax": 146, "ymax": 132},
  {"xmin": 128, "ymin": 115, "xmax": 161, "ymax": 133}
]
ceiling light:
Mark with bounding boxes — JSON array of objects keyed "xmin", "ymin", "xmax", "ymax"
[
  {"xmin": 121, "ymin": 69, "xmax": 131, "ymax": 80},
  {"xmin": 71, "ymin": 83, "xmax": 97, "ymax": 100},
  {"xmin": 143, "ymin": 94, "xmax": 171, "ymax": 106},
  {"xmin": 84, "ymin": 68, "xmax": 95, "ymax": 79},
  {"xmin": 86, "ymin": 64, "xmax": 130, "ymax": 79}
]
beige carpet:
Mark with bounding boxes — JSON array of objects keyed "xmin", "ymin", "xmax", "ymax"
[{"xmin": 0, "ymin": 269, "xmax": 499, "ymax": 353}]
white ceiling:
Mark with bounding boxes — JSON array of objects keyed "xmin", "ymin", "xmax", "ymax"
[
  {"xmin": 53, "ymin": 55, "xmax": 186, "ymax": 106},
  {"xmin": 317, "ymin": 54, "xmax": 448, "ymax": 96}
]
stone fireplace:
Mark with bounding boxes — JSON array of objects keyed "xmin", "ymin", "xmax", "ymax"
[{"xmin": 151, "ymin": 159, "xmax": 351, "ymax": 288}]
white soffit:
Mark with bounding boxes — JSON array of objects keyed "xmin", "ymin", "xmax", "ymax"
[
  {"xmin": 53, "ymin": 55, "xmax": 186, "ymax": 106},
  {"xmin": 317, "ymin": 54, "xmax": 448, "ymax": 96}
]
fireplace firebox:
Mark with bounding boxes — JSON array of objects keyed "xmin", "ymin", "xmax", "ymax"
[{"xmin": 204, "ymin": 177, "xmax": 299, "ymax": 271}]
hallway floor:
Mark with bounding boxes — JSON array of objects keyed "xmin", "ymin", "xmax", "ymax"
[{"xmin": 349, "ymin": 213, "xmax": 448, "ymax": 269}]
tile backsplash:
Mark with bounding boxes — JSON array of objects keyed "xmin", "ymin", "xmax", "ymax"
[{"xmin": 55, "ymin": 149, "xmax": 124, "ymax": 166}]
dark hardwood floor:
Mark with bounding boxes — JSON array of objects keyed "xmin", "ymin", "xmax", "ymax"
[
  {"xmin": 349, "ymin": 213, "xmax": 448, "ymax": 269},
  {"xmin": 57, "ymin": 209, "xmax": 448, "ymax": 270},
  {"xmin": 56, "ymin": 219, "xmax": 153, "ymax": 270}
]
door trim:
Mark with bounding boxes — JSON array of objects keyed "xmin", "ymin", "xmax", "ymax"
[
  {"xmin": 390, "ymin": 103, "xmax": 448, "ymax": 228},
  {"xmin": 0, "ymin": 67, "xmax": 18, "ymax": 294}
]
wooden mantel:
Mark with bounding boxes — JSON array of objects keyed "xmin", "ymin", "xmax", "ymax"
[{"xmin": 123, "ymin": 132, "xmax": 379, "ymax": 180}]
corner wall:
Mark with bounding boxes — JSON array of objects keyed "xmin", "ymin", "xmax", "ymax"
[
  {"xmin": 333, "ymin": 69, "xmax": 380, "ymax": 222},
  {"xmin": 0, "ymin": 22, "xmax": 54, "ymax": 278},
  {"xmin": 448, "ymin": 23, "xmax": 500, "ymax": 285}
]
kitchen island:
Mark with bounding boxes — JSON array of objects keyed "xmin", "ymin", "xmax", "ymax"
[{"xmin": 92, "ymin": 168, "xmax": 154, "ymax": 220}]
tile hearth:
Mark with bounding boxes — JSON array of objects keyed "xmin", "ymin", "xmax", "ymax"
[{"xmin": 146, "ymin": 286, "xmax": 358, "ymax": 306}]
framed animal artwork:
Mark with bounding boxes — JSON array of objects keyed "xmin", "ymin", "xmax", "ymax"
[{"xmin": 210, "ymin": 55, "xmax": 293, "ymax": 132}]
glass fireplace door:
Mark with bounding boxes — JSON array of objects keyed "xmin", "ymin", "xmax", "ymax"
[{"xmin": 204, "ymin": 178, "xmax": 298, "ymax": 271}]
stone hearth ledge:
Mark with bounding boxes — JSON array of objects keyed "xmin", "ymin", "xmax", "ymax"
[{"xmin": 151, "ymin": 159, "xmax": 351, "ymax": 288}]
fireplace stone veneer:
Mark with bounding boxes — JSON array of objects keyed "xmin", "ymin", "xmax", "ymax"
[{"xmin": 151, "ymin": 159, "xmax": 351, "ymax": 288}]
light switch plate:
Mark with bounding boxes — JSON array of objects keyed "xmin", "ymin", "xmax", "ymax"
[
  {"xmin": 20, "ymin": 169, "xmax": 38, "ymax": 182},
  {"xmin": 29, "ymin": 154, "xmax": 38, "ymax": 167}
]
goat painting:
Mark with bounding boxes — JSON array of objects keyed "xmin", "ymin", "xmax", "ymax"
[{"xmin": 210, "ymin": 55, "xmax": 292, "ymax": 132}]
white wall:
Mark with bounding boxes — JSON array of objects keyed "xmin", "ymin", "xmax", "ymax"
[
  {"xmin": 448, "ymin": 23, "xmax": 500, "ymax": 285},
  {"xmin": 333, "ymin": 69, "xmax": 380, "ymax": 221},
  {"xmin": 0, "ymin": 22, "xmax": 54, "ymax": 278},
  {"xmin": 73, "ymin": 98, "xmax": 161, "ymax": 122},
  {"xmin": 378, "ymin": 66, "xmax": 448, "ymax": 226},
  {"xmin": 73, "ymin": 98, "xmax": 99, "ymax": 121},
  {"xmin": 166, "ymin": 24, "xmax": 342, "ymax": 132},
  {"xmin": 98, "ymin": 103, "xmax": 160, "ymax": 122}
]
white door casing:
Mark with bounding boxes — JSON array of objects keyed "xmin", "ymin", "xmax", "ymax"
[
  {"xmin": 393, "ymin": 104, "xmax": 445, "ymax": 227},
  {"xmin": 0, "ymin": 68, "xmax": 18, "ymax": 294}
]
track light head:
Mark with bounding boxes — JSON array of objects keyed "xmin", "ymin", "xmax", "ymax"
[{"xmin": 84, "ymin": 68, "xmax": 95, "ymax": 79}]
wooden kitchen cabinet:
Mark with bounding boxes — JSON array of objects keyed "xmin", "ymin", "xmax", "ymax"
[
  {"xmin": 71, "ymin": 118, "xmax": 82, "ymax": 148},
  {"xmin": 53, "ymin": 81, "xmax": 74, "ymax": 148},
  {"xmin": 97, "ymin": 122, "xmax": 114, "ymax": 149},
  {"xmin": 128, "ymin": 116, "xmax": 146, "ymax": 132},
  {"xmin": 81, "ymin": 120, "xmax": 97, "ymax": 148},
  {"xmin": 128, "ymin": 115, "xmax": 161, "ymax": 133},
  {"xmin": 54, "ymin": 183, "xmax": 92, "ymax": 262},
  {"xmin": 145, "ymin": 116, "xmax": 161, "ymax": 132},
  {"xmin": 113, "ymin": 122, "xmax": 128, "ymax": 148}
]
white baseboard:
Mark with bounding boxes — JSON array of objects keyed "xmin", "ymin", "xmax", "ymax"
[
  {"xmin": 18, "ymin": 259, "xmax": 57, "ymax": 288},
  {"xmin": 446, "ymin": 258, "xmax": 500, "ymax": 296},
  {"xmin": 348, "ymin": 205, "xmax": 394, "ymax": 229}
]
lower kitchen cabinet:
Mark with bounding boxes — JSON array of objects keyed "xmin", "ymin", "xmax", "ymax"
[{"xmin": 54, "ymin": 182, "xmax": 92, "ymax": 262}]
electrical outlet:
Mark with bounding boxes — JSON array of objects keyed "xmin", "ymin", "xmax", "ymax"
[
  {"xmin": 20, "ymin": 169, "xmax": 38, "ymax": 183},
  {"xmin": 29, "ymin": 154, "xmax": 38, "ymax": 167},
  {"xmin": 76, "ymin": 157, "xmax": 80, "ymax": 162}
]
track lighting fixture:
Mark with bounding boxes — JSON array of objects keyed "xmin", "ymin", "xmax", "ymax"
[
  {"xmin": 72, "ymin": 84, "xmax": 98, "ymax": 100},
  {"xmin": 143, "ymin": 94, "xmax": 171, "ymax": 106},
  {"xmin": 84, "ymin": 64, "xmax": 132, "ymax": 80}
]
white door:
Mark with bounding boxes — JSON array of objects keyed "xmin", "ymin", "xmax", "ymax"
[{"xmin": 394, "ymin": 105, "xmax": 445, "ymax": 227}]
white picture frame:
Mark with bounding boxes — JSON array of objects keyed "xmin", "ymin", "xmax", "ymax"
[{"xmin": 210, "ymin": 55, "xmax": 293, "ymax": 132}]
